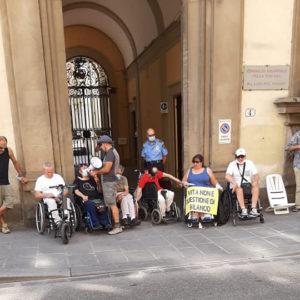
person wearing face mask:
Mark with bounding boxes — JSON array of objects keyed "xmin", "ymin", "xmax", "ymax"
[
  {"xmin": 116, "ymin": 165, "xmax": 140, "ymax": 226},
  {"xmin": 135, "ymin": 167, "xmax": 182, "ymax": 221},
  {"xmin": 0, "ymin": 136, "xmax": 28, "ymax": 234},
  {"xmin": 73, "ymin": 164, "xmax": 107, "ymax": 230},
  {"xmin": 141, "ymin": 128, "xmax": 168, "ymax": 172},
  {"xmin": 225, "ymin": 148, "xmax": 260, "ymax": 217}
]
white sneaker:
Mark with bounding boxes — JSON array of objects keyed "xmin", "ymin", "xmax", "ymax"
[
  {"xmin": 1, "ymin": 224, "xmax": 10, "ymax": 234},
  {"xmin": 108, "ymin": 227, "xmax": 123, "ymax": 235},
  {"xmin": 249, "ymin": 208, "xmax": 260, "ymax": 217},
  {"xmin": 241, "ymin": 208, "xmax": 248, "ymax": 216}
]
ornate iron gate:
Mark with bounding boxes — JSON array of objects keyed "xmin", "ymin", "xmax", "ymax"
[{"xmin": 66, "ymin": 56, "xmax": 112, "ymax": 166}]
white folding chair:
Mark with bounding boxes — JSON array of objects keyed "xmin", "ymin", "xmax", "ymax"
[{"xmin": 266, "ymin": 174, "xmax": 295, "ymax": 215}]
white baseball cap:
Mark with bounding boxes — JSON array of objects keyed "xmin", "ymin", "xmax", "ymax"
[{"xmin": 235, "ymin": 148, "xmax": 246, "ymax": 157}]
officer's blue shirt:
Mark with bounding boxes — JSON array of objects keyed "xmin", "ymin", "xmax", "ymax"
[{"xmin": 141, "ymin": 139, "xmax": 168, "ymax": 162}]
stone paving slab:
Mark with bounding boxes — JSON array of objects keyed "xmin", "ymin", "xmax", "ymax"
[{"xmin": 0, "ymin": 211, "xmax": 300, "ymax": 279}]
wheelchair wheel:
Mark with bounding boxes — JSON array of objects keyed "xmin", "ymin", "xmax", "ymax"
[
  {"xmin": 151, "ymin": 208, "xmax": 162, "ymax": 225},
  {"xmin": 74, "ymin": 203, "xmax": 83, "ymax": 231},
  {"xmin": 217, "ymin": 190, "xmax": 231, "ymax": 225},
  {"xmin": 176, "ymin": 207, "xmax": 181, "ymax": 221},
  {"xmin": 69, "ymin": 201, "xmax": 77, "ymax": 233},
  {"xmin": 260, "ymin": 215, "xmax": 265, "ymax": 223},
  {"xmin": 36, "ymin": 201, "xmax": 46, "ymax": 234},
  {"xmin": 232, "ymin": 217, "xmax": 237, "ymax": 226},
  {"xmin": 187, "ymin": 221, "xmax": 193, "ymax": 228},
  {"xmin": 61, "ymin": 222, "xmax": 71, "ymax": 244},
  {"xmin": 138, "ymin": 206, "xmax": 148, "ymax": 221}
]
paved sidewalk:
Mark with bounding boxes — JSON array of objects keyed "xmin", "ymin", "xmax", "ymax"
[{"xmin": 1, "ymin": 212, "xmax": 300, "ymax": 280}]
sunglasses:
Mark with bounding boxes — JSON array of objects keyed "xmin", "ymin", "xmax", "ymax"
[
  {"xmin": 193, "ymin": 160, "xmax": 201, "ymax": 164},
  {"xmin": 237, "ymin": 155, "xmax": 245, "ymax": 159},
  {"xmin": 0, "ymin": 147, "xmax": 6, "ymax": 150}
]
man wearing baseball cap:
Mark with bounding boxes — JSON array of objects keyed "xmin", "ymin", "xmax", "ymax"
[
  {"xmin": 225, "ymin": 148, "xmax": 260, "ymax": 217},
  {"xmin": 90, "ymin": 135, "xmax": 122, "ymax": 235}
]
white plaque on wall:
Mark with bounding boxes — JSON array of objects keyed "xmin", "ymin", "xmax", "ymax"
[{"xmin": 243, "ymin": 65, "xmax": 289, "ymax": 90}]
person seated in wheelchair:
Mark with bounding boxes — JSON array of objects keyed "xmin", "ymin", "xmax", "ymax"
[
  {"xmin": 225, "ymin": 148, "xmax": 260, "ymax": 217},
  {"xmin": 116, "ymin": 165, "xmax": 140, "ymax": 227},
  {"xmin": 34, "ymin": 162, "xmax": 72, "ymax": 228},
  {"xmin": 135, "ymin": 167, "xmax": 182, "ymax": 221},
  {"xmin": 73, "ymin": 164, "xmax": 108, "ymax": 230},
  {"xmin": 182, "ymin": 154, "xmax": 223, "ymax": 227}
]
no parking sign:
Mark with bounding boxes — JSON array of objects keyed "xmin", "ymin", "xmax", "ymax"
[{"xmin": 218, "ymin": 119, "xmax": 231, "ymax": 144}]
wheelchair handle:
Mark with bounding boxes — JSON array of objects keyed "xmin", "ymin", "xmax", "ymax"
[{"xmin": 49, "ymin": 184, "xmax": 76, "ymax": 189}]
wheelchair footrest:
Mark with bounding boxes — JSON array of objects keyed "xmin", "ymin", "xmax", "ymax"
[
  {"xmin": 164, "ymin": 216, "xmax": 178, "ymax": 222},
  {"xmin": 238, "ymin": 214, "xmax": 257, "ymax": 220}
]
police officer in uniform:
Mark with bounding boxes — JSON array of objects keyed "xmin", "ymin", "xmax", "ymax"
[{"xmin": 141, "ymin": 128, "xmax": 168, "ymax": 172}]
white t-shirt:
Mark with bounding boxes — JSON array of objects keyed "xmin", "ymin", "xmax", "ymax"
[
  {"xmin": 34, "ymin": 174, "xmax": 65, "ymax": 200},
  {"xmin": 226, "ymin": 159, "xmax": 258, "ymax": 188}
]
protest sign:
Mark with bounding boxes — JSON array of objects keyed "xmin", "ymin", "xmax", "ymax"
[{"xmin": 185, "ymin": 186, "xmax": 219, "ymax": 215}]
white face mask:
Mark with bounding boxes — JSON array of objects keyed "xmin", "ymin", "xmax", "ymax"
[
  {"xmin": 82, "ymin": 169, "xmax": 89, "ymax": 177},
  {"xmin": 116, "ymin": 174, "xmax": 121, "ymax": 180},
  {"xmin": 148, "ymin": 136, "xmax": 155, "ymax": 142}
]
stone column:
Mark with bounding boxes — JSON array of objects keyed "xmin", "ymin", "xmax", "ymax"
[
  {"xmin": 181, "ymin": 0, "xmax": 212, "ymax": 170},
  {"xmin": 0, "ymin": 0, "xmax": 73, "ymax": 224},
  {"xmin": 181, "ymin": 0, "xmax": 243, "ymax": 181}
]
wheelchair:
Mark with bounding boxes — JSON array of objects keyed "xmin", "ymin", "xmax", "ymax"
[
  {"xmin": 35, "ymin": 185, "xmax": 78, "ymax": 244},
  {"xmin": 182, "ymin": 184, "xmax": 230, "ymax": 228},
  {"xmin": 138, "ymin": 182, "xmax": 181, "ymax": 225},
  {"xmin": 74, "ymin": 195, "xmax": 112, "ymax": 233},
  {"xmin": 221, "ymin": 183, "xmax": 264, "ymax": 225}
]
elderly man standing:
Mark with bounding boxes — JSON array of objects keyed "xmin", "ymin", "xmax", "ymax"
[
  {"xmin": 141, "ymin": 128, "xmax": 168, "ymax": 172},
  {"xmin": 286, "ymin": 130, "xmax": 300, "ymax": 211},
  {"xmin": 90, "ymin": 135, "xmax": 121, "ymax": 235},
  {"xmin": 0, "ymin": 136, "xmax": 28, "ymax": 233}
]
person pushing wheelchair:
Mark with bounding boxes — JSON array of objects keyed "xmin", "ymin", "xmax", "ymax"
[{"xmin": 225, "ymin": 148, "xmax": 260, "ymax": 217}]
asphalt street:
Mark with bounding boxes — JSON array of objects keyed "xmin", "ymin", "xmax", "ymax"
[{"xmin": 1, "ymin": 256, "xmax": 300, "ymax": 300}]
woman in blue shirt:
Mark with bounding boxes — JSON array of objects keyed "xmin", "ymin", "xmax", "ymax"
[{"xmin": 182, "ymin": 154, "xmax": 222, "ymax": 228}]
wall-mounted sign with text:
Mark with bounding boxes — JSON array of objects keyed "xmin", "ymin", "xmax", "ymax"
[
  {"xmin": 218, "ymin": 119, "xmax": 231, "ymax": 144},
  {"xmin": 243, "ymin": 65, "xmax": 289, "ymax": 90}
]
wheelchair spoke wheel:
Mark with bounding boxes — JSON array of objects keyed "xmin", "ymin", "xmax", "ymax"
[
  {"xmin": 36, "ymin": 202, "xmax": 46, "ymax": 234},
  {"xmin": 151, "ymin": 209, "xmax": 162, "ymax": 225},
  {"xmin": 61, "ymin": 222, "xmax": 71, "ymax": 244},
  {"xmin": 138, "ymin": 206, "xmax": 148, "ymax": 221}
]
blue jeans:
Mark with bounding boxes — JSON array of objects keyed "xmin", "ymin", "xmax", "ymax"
[{"xmin": 84, "ymin": 200, "xmax": 101, "ymax": 227}]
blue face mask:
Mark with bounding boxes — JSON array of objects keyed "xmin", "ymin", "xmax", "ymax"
[{"xmin": 116, "ymin": 174, "xmax": 121, "ymax": 180}]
